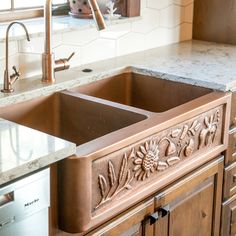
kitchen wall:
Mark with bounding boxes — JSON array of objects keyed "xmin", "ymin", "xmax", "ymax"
[{"xmin": 0, "ymin": 0, "xmax": 194, "ymax": 81}]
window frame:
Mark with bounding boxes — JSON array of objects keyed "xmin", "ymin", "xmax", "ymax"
[
  {"xmin": 0, "ymin": 9, "xmax": 44, "ymax": 23},
  {"xmin": 0, "ymin": 1, "xmax": 68, "ymax": 23}
]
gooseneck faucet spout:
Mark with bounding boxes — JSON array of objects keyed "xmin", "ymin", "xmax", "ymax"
[
  {"xmin": 42, "ymin": 0, "xmax": 106, "ymax": 83},
  {"xmin": 88, "ymin": 0, "xmax": 106, "ymax": 30},
  {"xmin": 2, "ymin": 22, "xmax": 30, "ymax": 93}
]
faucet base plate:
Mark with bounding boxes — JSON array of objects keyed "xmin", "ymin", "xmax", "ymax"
[
  {"xmin": 1, "ymin": 88, "xmax": 14, "ymax": 93},
  {"xmin": 41, "ymin": 78, "xmax": 55, "ymax": 84}
]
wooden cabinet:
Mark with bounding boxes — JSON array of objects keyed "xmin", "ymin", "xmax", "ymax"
[
  {"xmin": 87, "ymin": 157, "xmax": 223, "ymax": 236},
  {"xmin": 193, "ymin": 0, "xmax": 236, "ymax": 45},
  {"xmin": 222, "ymin": 91, "xmax": 236, "ymax": 235},
  {"xmin": 153, "ymin": 157, "xmax": 223, "ymax": 236},
  {"xmin": 87, "ymin": 198, "xmax": 154, "ymax": 236}
]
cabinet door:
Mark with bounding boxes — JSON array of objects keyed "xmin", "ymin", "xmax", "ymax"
[
  {"xmin": 88, "ymin": 198, "xmax": 154, "ymax": 236},
  {"xmin": 222, "ymin": 195, "xmax": 236, "ymax": 236},
  {"xmin": 225, "ymin": 127, "xmax": 236, "ymax": 166},
  {"xmin": 154, "ymin": 157, "xmax": 223, "ymax": 236}
]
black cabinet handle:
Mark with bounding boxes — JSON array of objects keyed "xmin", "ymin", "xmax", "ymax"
[
  {"xmin": 142, "ymin": 205, "xmax": 170, "ymax": 236},
  {"xmin": 147, "ymin": 205, "xmax": 170, "ymax": 226},
  {"xmin": 159, "ymin": 205, "xmax": 170, "ymax": 217},
  {"xmin": 149, "ymin": 212, "xmax": 159, "ymax": 225}
]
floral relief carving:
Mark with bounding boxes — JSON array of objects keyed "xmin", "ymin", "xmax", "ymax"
[
  {"xmin": 96, "ymin": 109, "xmax": 221, "ymax": 209},
  {"xmin": 96, "ymin": 149, "xmax": 134, "ymax": 209},
  {"xmin": 133, "ymin": 137, "xmax": 180, "ymax": 180},
  {"xmin": 133, "ymin": 140, "xmax": 168, "ymax": 181},
  {"xmin": 184, "ymin": 138, "xmax": 195, "ymax": 157},
  {"xmin": 199, "ymin": 110, "xmax": 220, "ymax": 149}
]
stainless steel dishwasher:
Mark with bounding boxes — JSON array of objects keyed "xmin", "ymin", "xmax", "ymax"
[{"xmin": 0, "ymin": 168, "xmax": 50, "ymax": 236}]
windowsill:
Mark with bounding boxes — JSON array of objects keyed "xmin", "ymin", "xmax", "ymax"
[{"xmin": 0, "ymin": 15, "xmax": 141, "ymax": 43}]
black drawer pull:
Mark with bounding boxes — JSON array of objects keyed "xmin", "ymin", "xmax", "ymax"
[
  {"xmin": 148, "ymin": 205, "xmax": 170, "ymax": 225},
  {"xmin": 233, "ymin": 174, "xmax": 236, "ymax": 183},
  {"xmin": 159, "ymin": 205, "xmax": 170, "ymax": 217},
  {"xmin": 149, "ymin": 212, "xmax": 159, "ymax": 225}
]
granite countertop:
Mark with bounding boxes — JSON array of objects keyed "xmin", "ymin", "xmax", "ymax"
[
  {"xmin": 0, "ymin": 119, "xmax": 76, "ymax": 185},
  {"xmin": 0, "ymin": 39, "xmax": 235, "ymax": 185}
]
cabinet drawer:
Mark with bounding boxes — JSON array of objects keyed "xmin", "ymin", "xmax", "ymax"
[
  {"xmin": 224, "ymin": 162, "xmax": 236, "ymax": 200},
  {"xmin": 225, "ymin": 127, "xmax": 236, "ymax": 166},
  {"xmin": 230, "ymin": 92, "xmax": 236, "ymax": 128},
  {"xmin": 222, "ymin": 195, "xmax": 236, "ymax": 236}
]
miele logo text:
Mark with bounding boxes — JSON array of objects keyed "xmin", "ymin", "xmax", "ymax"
[{"xmin": 24, "ymin": 199, "xmax": 39, "ymax": 207}]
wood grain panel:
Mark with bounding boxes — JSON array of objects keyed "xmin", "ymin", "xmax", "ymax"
[
  {"xmin": 224, "ymin": 162, "xmax": 236, "ymax": 200},
  {"xmin": 222, "ymin": 195, "xmax": 236, "ymax": 236},
  {"xmin": 225, "ymin": 127, "xmax": 236, "ymax": 166},
  {"xmin": 193, "ymin": 0, "xmax": 236, "ymax": 44},
  {"xmin": 116, "ymin": 0, "xmax": 140, "ymax": 17},
  {"xmin": 230, "ymin": 93, "xmax": 236, "ymax": 128},
  {"xmin": 87, "ymin": 198, "xmax": 154, "ymax": 236},
  {"xmin": 155, "ymin": 157, "xmax": 223, "ymax": 236}
]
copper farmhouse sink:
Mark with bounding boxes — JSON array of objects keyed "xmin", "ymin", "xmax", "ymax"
[{"xmin": 0, "ymin": 71, "xmax": 231, "ymax": 234}]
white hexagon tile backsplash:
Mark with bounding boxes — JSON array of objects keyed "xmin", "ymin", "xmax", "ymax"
[{"xmin": 0, "ymin": 0, "xmax": 194, "ymax": 82}]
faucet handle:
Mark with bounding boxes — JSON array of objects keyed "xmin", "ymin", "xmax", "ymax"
[
  {"xmin": 12, "ymin": 66, "xmax": 20, "ymax": 77},
  {"xmin": 67, "ymin": 52, "xmax": 75, "ymax": 62},
  {"xmin": 10, "ymin": 66, "xmax": 20, "ymax": 84},
  {"xmin": 54, "ymin": 52, "xmax": 75, "ymax": 72}
]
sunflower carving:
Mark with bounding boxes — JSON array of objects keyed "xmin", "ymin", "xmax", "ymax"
[{"xmin": 133, "ymin": 140, "xmax": 168, "ymax": 181}]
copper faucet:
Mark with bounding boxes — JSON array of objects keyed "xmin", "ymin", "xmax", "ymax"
[
  {"xmin": 42, "ymin": 0, "xmax": 106, "ymax": 83},
  {"xmin": 1, "ymin": 22, "xmax": 30, "ymax": 93},
  {"xmin": 88, "ymin": 0, "xmax": 106, "ymax": 30}
]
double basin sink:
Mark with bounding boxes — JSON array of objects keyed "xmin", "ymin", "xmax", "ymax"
[{"xmin": 0, "ymin": 72, "xmax": 230, "ymax": 233}]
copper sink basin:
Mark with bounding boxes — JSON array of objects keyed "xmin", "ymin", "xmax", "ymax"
[
  {"xmin": 70, "ymin": 72, "xmax": 212, "ymax": 112},
  {"xmin": 0, "ymin": 91, "xmax": 147, "ymax": 145},
  {"xmin": 0, "ymin": 71, "xmax": 230, "ymax": 234},
  {"xmin": 53, "ymin": 71, "xmax": 230, "ymax": 234}
]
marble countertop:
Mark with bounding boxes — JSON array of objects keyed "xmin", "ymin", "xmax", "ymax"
[
  {"xmin": 0, "ymin": 40, "xmax": 236, "ymax": 109},
  {"xmin": 0, "ymin": 119, "xmax": 76, "ymax": 185}
]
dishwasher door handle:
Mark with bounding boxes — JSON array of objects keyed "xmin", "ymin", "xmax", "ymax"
[{"xmin": 0, "ymin": 216, "xmax": 15, "ymax": 228}]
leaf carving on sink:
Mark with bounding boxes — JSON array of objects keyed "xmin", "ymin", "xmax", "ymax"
[
  {"xmin": 199, "ymin": 110, "xmax": 220, "ymax": 149},
  {"xmin": 96, "ymin": 149, "xmax": 134, "ymax": 209},
  {"xmin": 95, "ymin": 108, "xmax": 222, "ymax": 209},
  {"xmin": 184, "ymin": 138, "xmax": 195, "ymax": 157}
]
